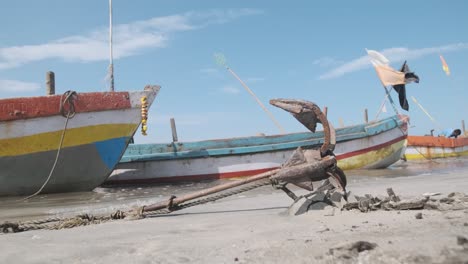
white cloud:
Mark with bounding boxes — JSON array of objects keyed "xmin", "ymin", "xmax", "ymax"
[
  {"xmin": 319, "ymin": 43, "xmax": 468, "ymax": 80},
  {"xmin": 312, "ymin": 57, "xmax": 344, "ymax": 67},
  {"xmin": 0, "ymin": 79, "xmax": 41, "ymax": 92},
  {"xmin": 0, "ymin": 9, "xmax": 262, "ymax": 70},
  {"xmin": 221, "ymin": 85, "xmax": 241, "ymax": 94}
]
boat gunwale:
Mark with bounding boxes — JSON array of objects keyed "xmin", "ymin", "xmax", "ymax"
[
  {"xmin": 121, "ymin": 115, "xmax": 407, "ymax": 163},
  {"xmin": 407, "ymin": 135, "xmax": 468, "ymax": 148}
]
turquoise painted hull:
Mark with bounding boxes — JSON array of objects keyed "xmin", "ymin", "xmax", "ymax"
[
  {"xmin": 107, "ymin": 115, "xmax": 408, "ymax": 185},
  {"xmin": 120, "ymin": 115, "xmax": 405, "ymax": 162}
]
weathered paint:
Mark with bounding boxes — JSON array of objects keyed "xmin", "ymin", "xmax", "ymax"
[
  {"xmin": 107, "ymin": 115, "xmax": 408, "ymax": 184},
  {"xmin": 0, "ymin": 123, "xmax": 136, "ymax": 156},
  {"xmin": 0, "ymin": 86, "xmax": 160, "ymax": 196},
  {"xmin": 121, "ymin": 115, "xmax": 405, "ymax": 162},
  {"xmin": 1, "ymin": 108, "xmax": 141, "ymax": 139},
  {"xmin": 405, "ymin": 136, "xmax": 468, "ymax": 160},
  {"xmin": 338, "ymin": 138, "xmax": 407, "ymax": 169},
  {"xmin": 0, "ymin": 139, "xmax": 124, "ymax": 196},
  {"xmin": 0, "ymin": 92, "xmax": 132, "ymax": 121}
]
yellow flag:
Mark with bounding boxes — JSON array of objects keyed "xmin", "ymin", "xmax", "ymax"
[{"xmin": 440, "ymin": 55, "xmax": 450, "ymax": 76}]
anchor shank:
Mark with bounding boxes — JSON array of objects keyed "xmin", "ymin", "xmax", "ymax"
[
  {"xmin": 142, "ymin": 169, "xmax": 280, "ymax": 212},
  {"xmin": 271, "ymin": 155, "xmax": 336, "ymax": 183}
]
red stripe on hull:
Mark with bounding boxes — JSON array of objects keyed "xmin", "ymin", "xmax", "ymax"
[
  {"xmin": 335, "ymin": 135, "xmax": 407, "ymax": 160},
  {"xmin": 104, "ymin": 167, "xmax": 278, "ymax": 185},
  {"xmin": 1, "ymin": 92, "xmax": 132, "ymax": 121}
]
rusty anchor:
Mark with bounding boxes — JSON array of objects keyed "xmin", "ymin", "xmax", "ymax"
[
  {"xmin": 0, "ymin": 99, "xmax": 350, "ymax": 234},
  {"xmin": 140, "ymin": 99, "xmax": 348, "ymax": 216}
]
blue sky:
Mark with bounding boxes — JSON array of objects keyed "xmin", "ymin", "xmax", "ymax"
[{"xmin": 1, "ymin": 0, "xmax": 467, "ymax": 143}]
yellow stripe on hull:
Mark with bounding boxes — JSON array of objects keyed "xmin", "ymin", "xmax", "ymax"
[
  {"xmin": 337, "ymin": 140, "xmax": 406, "ymax": 170},
  {"xmin": 405, "ymin": 149, "xmax": 468, "ymax": 160},
  {"xmin": 0, "ymin": 123, "xmax": 137, "ymax": 156}
]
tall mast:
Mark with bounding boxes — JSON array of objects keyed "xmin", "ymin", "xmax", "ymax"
[{"xmin": 109, "ymin": 0, "xmax": 114, "ymax": 91}]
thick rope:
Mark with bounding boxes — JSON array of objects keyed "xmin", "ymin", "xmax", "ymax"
[
  {"xmin": 23, "ymin": 91, "xmax": 77, "ymax": 200},
  {"xmin": 2, "ymin": 180, "xmax": 271, "ymax": 233},
  {"xmin": 2, "ymin": 159, "xmax": 340, "ymax": 232}
]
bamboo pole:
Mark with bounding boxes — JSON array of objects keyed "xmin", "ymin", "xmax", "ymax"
[
  {"xmin": 227, "ymin": 68, "xmax": 285, "ymax": 133},
  {"xmin": 411, "ymin": 96, "xmax": 442, "ymax": 130}
]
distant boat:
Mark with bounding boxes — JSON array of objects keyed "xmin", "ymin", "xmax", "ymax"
[
  {"xmin": 0, "ymin": 85, "xmax": 160, "ymax": 196},
  {"xmin": 105, "ymin": 114, "xmax": 408, "ymax": 185},
  {"xmin": 405, "ymin": 135, "xmax": 468, "ymax": 160}
]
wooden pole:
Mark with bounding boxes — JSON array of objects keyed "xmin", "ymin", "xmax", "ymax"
[
  {"xmin": 462, "ymin": 120, "xmax": 466, "ymax": 136},
  {"xmin": 411, "ymin": 96, "xmax": 442, "ymax": 130},
  {"xmin": 364, "ymin": 108, "xmax": 368, "ymax": 123},
  {"xmin": 226, "ymin": 68, "xmax": 285, "ymax": 133},
  {"xmin": 46, "ymin": 71, "xmax": 55, "ymax": 95},
  {"xmin": 170, "ymin": 118, "xmax": 178, "ymax": 142}
]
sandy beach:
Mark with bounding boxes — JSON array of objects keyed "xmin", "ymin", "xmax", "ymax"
[{"xmin": 1, "ymin": 160, "xmax": 468, "ymax": 264}]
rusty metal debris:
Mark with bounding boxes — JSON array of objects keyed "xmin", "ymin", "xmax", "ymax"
[{"xmin": 343, "ymin": 189, "xmax": 468, "ymax": 212}]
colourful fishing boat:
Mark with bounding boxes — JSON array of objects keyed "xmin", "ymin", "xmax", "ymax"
[
  {"xmin": 0, "ymin": 85, "xmax": 160, "ymax": 196},
  {"xmin": 405, "ymin": 135, "xmax": 468, "ymax": 160},
  {"xmin": 105, "ymin": 114, "xmax": 408, "ymax": 185}
]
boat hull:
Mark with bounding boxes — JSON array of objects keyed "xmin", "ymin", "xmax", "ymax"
[
  {"xmin": 405, "ymin": 135, "xmax": 468, "ymax": 160},
  {"xmin": 106, "ymin": 115, "xmax": 408, "ymax": 185},
  {"xmin": 0, "ymin": 86, "xmax": 160, "ymax": 196}
]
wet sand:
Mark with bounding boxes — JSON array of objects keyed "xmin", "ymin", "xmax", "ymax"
[{"xmin": 1, "ymin": 158, "xmax": 468, "ymax": 263}]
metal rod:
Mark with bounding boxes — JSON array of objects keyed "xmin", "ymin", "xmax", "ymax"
[
  {"xmin": 170, "ymin": 118, "xmax": 178, "ymax": 142},
  {"xmin": 143, "ymin": 155, "xmax": 336, "ymax": 213},
  {"xmin": 46, "ymin": 71, "xmax": 55, "ymax": 95},
  {"xmin": 142, "ymin": 169, "xmax": 280, "ymax": 212},
  {"xmin": 323, "ymin": 106, "xmax": 328, "ymax": 117},
  {"xmin": 108, "ymin": 0, "xmax": 114, "ymax": 92},
  {"xmin": 462, "ymin": 120, "xmax": 465, "ymax": 135},
  {"xmin": 270, "ymin": 156, "xmax": 335, "ymax": 182},
  {"xmin": 364, "ymin": 108, "xmax": 368, "ymax": 123}
]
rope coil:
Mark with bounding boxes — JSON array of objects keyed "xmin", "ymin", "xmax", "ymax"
[{"xmin": 59, "ymin": 90, "xmax": 78, "ymax": 118}]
